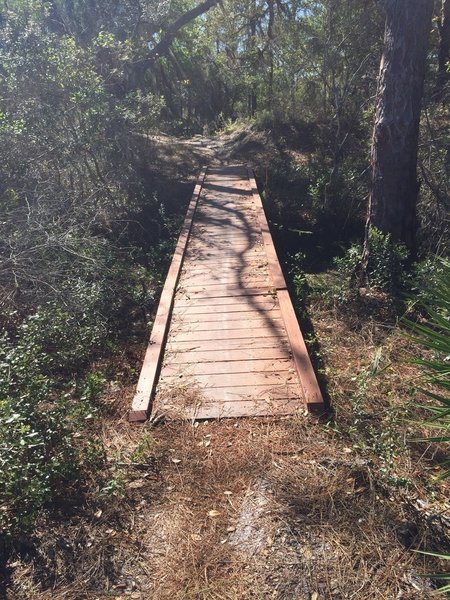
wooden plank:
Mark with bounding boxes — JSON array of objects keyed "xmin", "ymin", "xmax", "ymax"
[
  {"xmin": 160, "ymin": 371, "xmax": 296, "ymax": 388},
  {"xmin": 161, "ymin": 399, "xmax": 300, "ymax": 419},
  {"xmin": 179, "ymin": 280, "xmax": 271, "ymax": 293},
  {"xmin": 157, "ymin": 383, "xmax": 302, "ymax": 401},
  {"xmin": 129, "ymin": 167, "xmax": 208, "ymax": 422},
  {"xmin": 191, "ymin": 227, "xmax": 260, "ymax": 234},
  {"xmin": 166, "ymin": 346, "xmax": 291, "ymax": 363},
  {"xmin": 180, "ymin": 269, "xmax": 269, "ymax": 280},
  {"xmin": 176, "ymin": 287, "xmax": 276, "ymax": 299},
  {"xmin": 174, "ymin": 294, "xmax": 276, "ymax": 308},
  {"xmin": 179, "ymin": 259, "xmax": 268, "ymax": 269},
  {"xmin": 169, "ymin": 326, "xmax": 286, "ymax": 342},
  {"xmin": 185, "ymin": 249, "xmax": 266, "ymax": 258},
  {"xmin": 247, "ymin": 169, "xmax": 287, "ymax": 290},
  {"xmin": 172, "ymin": 302, "xmax": 279, "ymax": 315},
  {"xmin": 179, "ymin": 278, "xmax": 271, "ymax": 288},
  {"xmin": 171, "ymin": 309, "xmax": 282, "ymax": 321},
  {"xmin": 169, "ymin": 316, "xmax": 284, "ymax": 332},
  {"xmin": 182, "ymin": 399, "xmax": 301, "ymax": 419},
  {"xmin": 166, "ymin": 336, "xmax": 289, "ymax": 353},
  {"xmin": 179, "ymin": 273, "xmax": 269, "ymax": 284},
  {"xmin": 160, "ymin": 358, "xmax": 293, "ymax": 377},
  {"xmin": 193, "ymin": 231, "xmax": 261, "ymax": 238},
  {"xmin": 276, "ymin": 289, "xmax": 325, "ymax": 417},
  {"xmin": 191, "ymin": 227, "xmax": 259, "ymax": 234},
  {"xmin": 183, "ymin": 262, "xmax": 267, "ymax": 270}
]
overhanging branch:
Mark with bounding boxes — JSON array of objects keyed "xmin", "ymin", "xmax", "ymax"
[{"xmin": 143, "ymin": 0, "xmax": 220, "ymax": 66}]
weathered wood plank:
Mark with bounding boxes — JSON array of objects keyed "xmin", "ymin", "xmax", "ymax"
[
  {"xmin": 129, "ymin": 167, "xmax": 208, "ymax": 422},
  {"xmin": 174, "ymin": 294, "xmax": 277, "ymax": 307},
  {"xmin": 172, "ymin": 303, "xmax": 279, "ymax": 315},
  {"xmin": 160, "ymin": 371, "xmax": 296, "ymax": 388},
  {"xmin": 171, "ymin": 318, "xmax": 283, "ymax": 333},
  {"xmin": 166, "ymin": 346, "xmax": 292, "ymax": 363},
  {"xmin": 157, "ymin": 383, "xmax": 302, "ymax": 401},
  {"xmin": 166, "ymin": 336, "xmax": 289, "ymax": 353},
  {"xmin": 169, "ymin": 326, "xmax": 286, "ymax": 342},
  {"xmin": 276, "ymin": 289, "xmax": 325, "ymax": 416},
  {"xmin": 176, "ymin": 287, "xmax": 276, "ymax": 300},
  {"xmin": 247, "ymin": 169, "xmax": 287, "ymax": 290},
  {"xmin": 182, "ymin": 399, "xmax": 301, "ymax": 419},
  {"xmin": 171, "ymin": 309, "xmax": 282, "ymax": 321},
  {"xmin": 160, "ymin": 358, "xmax": 293, "ymax": 377}
]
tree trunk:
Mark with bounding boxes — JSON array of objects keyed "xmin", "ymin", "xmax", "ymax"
[
  {"xmin": 248, "ymin": 0, "xmax": 258, "ymax": 117},
  {"xmin": 436, "ymin": 0, "xmax": 450, "ymax": 100},
  {"xmin": 267, "ymin": 0, "xmax": 275, "ymax": 111},
  {"xmin": 365, "ymin": 0, "xmax": 433, "ymax": 251}
]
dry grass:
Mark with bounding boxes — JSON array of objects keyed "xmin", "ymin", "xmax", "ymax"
[{"xmin": 5, "ymin": 405, "xmax": 447, "ymax": 599}]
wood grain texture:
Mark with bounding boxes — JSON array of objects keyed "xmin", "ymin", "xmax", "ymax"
[
  {"xmin": 131, "ymin": 165, "xmax": 326, "ymax": 422},
  {"xmin": 129, "ymin": 167, "xmax": 208, "ymax": 421}
]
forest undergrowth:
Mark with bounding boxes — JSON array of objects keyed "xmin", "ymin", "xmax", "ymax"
[
  {"xmin": 2, "ymin": 128, "xmax": 449, "ymax": 600},
  {"xmin": 1, "ymin": 0, "xmax": 450, "ymax": 596}
]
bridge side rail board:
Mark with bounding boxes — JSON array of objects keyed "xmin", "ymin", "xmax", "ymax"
[
  {"xmin": 247, "ymin": 168, "xmax": 326, "ymax": 418},
  {"xmin": 129, "ymin": 167, "xmax": 208, "ymax": 422}
]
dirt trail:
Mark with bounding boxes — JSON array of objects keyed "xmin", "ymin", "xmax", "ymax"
[
  {"xmin": 142, "ymin": 128, "xmax": 280, "ymax": 178},
  {"xmin": 93, "ymin": 415, "xmax": 437, "ymax": 599}
]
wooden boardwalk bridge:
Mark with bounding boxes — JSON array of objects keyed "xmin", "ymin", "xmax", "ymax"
[{"xmin": 129, "ymin": 165, "xmax": 325, "ymax": 422}]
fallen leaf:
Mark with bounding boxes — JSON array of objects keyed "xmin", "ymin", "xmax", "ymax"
[
  {"xmin": 190, "ymin": 533, "xmax": 202, "ymax": 541},
  {"xmin": 208, "ymin": 510, "xmax": 221, "ymax": 517},
  {"xmin": 171, "ymin": 458, "xmax": 182, "ymax": 464},
  {"xmin": 94, "ymin": 509, "xmax": 102, "ymax": 519},
  {"xmin": 127, "ymin": 480, "xmax": 146, "ymax": 489},
  {"xmin": 224, "ymin": 490, "xmax": 232, "ymax": 496}
]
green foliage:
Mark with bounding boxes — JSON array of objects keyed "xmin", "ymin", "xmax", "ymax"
[
  {"xmin": 409, "ymin": 257, "xmax": 449, "ymax": 307},
  {"xmin": 365, "ymin": 228, "xmax": 409, "ymax": 291},
  {"xmin": 407, "ymin": 258, "xmax": 450, "ymax": 455},
  {"xmin": 333, "ymin": 229, "xmax": 409, "ymax": 300},
  {"xmin": 100, "ymin": 472, "xmax": 126, "ymax": 499},
  {"xmin": 131, "ymin": 432, "xmax": 153, "ymax": 463},
  {"xmin": 0, "ymin": 1, "xmax": 175, "ymax": 549},
  {"xmin": 0, "ymin": 305, "xmax": 106, "ymax": 537},
  {"xmin": 405, "ymin": 258, "xmax": 450, "ymax": 592}
]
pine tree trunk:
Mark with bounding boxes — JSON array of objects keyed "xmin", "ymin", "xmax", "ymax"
[
  {"xmin": 267, "ymin": 0, "xmax": 275, "ymax": 112},
  {"xmin": 365, "ymin": 0, "xmax": 433, "ymax": 251},
  {"xmin": 437, "ymin": 0, "xmax": 450, "ymax": 100}
]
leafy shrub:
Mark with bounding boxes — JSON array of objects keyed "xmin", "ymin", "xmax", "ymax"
[
  {"xmin": 334, "ymin": 228, "xmax": 409, "ymax": 298},
  {"xmin": 406, "ymin": 257, "xmax": 450, "ymax": 592},
  {"xmin": 364, "ymin": 228, "xmax": 409, "ymax": 291},
  {"xmin": 409, "ymin": 257, "xmax": 448, "ymax": 307},
  {"xmin": 0, "ymin": 300, "xmax": 107, "ymax": 541},
  {"xmin": 406, "ymin": 257, "xmax": 450, "ymax": 464}
]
